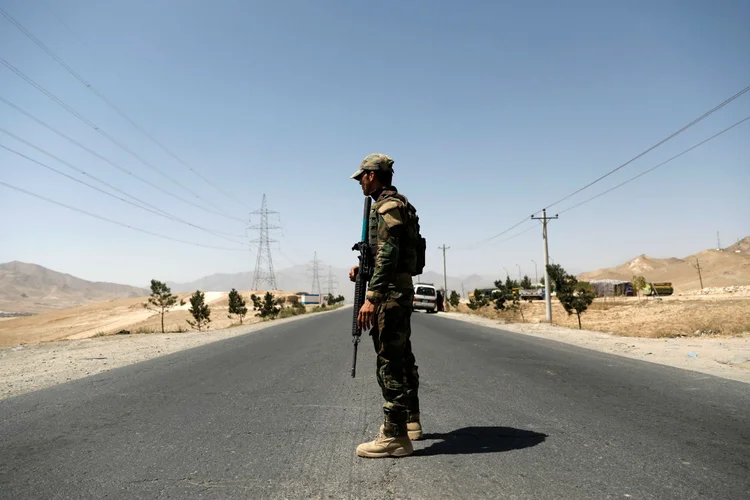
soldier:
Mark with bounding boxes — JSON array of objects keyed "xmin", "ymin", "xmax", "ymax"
[{"xmin": 349, "ymin": 153, "xmax": 423, "ymax": 458}]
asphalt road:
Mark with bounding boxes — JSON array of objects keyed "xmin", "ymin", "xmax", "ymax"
[{"xmin": 1, "ymin": 308, "xmax": 749, "ymax": 499}]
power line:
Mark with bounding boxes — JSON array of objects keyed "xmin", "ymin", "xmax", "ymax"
[
  {"xmin": 544, "ymin": 84, "xmax": 750, "ymax": 211},
  {"xmin": 470, "ymin": 84, "xmax": 749, "ymax": 248},
  {"xmin": 0, "ymin": 180, "xmax": 248, "ymax": 252},
  {"xmin": 0, "ymin": 57, "xmax": 238, "ymax": 220},
  {"xmin": 0, "ymin": 136, "xmax": 246, "ymax": 244},
  {"xmin": 0, "ymin": 6, "xmax": 251, "ymax": 211},
  {"xmin": 0, "ymin": 96, "xmax": 245, "ymax": 223},
  {"xmin": 558, "ymin": 115, "xmax": 750, "ymax": 215}
]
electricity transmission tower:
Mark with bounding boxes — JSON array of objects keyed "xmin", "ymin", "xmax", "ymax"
[
  {"xmin": 249, "ymin": 194, "xmax": 279, "ymax": 290},
  {"xmin": 324, "ymin": 265, "xmax": 339, "ymax": 298},
  {"xmin": 309, "ymin": 252, "xmax": 324, "ymax": 299}
]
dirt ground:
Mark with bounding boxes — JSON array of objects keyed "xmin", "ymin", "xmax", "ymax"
[
  {"xmin": 434, "ymin": 311, "xmax": 750, "ymax": 384},
  {"xmin": 449, "ymin": 291, "xmax": 750, "ymax": 339},
  {"xmin": 0, "ymin": 289, "xmax": 306, "ymax": 348},
  {"xmin": 0, "ymin": 304, "xmax": 344, "ymax": 401}
]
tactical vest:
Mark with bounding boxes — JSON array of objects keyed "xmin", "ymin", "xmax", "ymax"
[{"xmin": 368, "ymin": 191, "xmax": 426, "ymax": 277}]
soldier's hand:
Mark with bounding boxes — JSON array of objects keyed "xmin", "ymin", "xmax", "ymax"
[
  {"xmin": 358, "ymin": 300, "xmax": 376, "ymax": 330},
  {"xmin": 349, "ymin": 266, "xmax": 359, "ymax": 282}
]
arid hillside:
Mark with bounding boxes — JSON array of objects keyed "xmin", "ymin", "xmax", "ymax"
[
  {"xmin": 0, "ymin": 261, "xmax": 148, "ymax": 314},
  {"xmin": 578, "ymin": 236, "xmax": 750, "ymax": 292}
]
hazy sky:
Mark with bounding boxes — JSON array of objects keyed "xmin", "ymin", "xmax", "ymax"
[{"xmin": 1, "ymin": 0, "xmax": 748, "ymax": 287}]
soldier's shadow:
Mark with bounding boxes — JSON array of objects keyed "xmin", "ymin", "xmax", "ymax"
[{"xmin": 412, "ymin": 426, "xmax": 547, "ymax": 456}]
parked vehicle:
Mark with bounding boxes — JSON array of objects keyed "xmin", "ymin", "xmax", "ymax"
[
  {"xmin": 413, "ymin": 283, "xmax": 438, "ymax": 313},
  {"xmin": 518, "ymin": 288, "xmax": 545, "ymax": 301}
]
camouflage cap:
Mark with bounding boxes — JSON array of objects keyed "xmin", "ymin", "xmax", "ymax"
[{"xmin": 350, "ymin": 153, "xmax": 394, "ymax": 180}]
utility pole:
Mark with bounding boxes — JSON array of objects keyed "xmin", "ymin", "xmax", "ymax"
[
  {"xmin": 531, "ymin": 208, "xmax": 558, "ymax": 322},
  {"xmin": 717, "ymin": 231, "xmax": 721, "ymax": 251},
  {"xmin": 531, "ymin": 259, "xmax": 538, "ymax": 284},
  {"xmin": 439, "ymin": 244, "xmax": 450, "ymax": 297},
  {"xmin": 516, "ymin": 264, "xmax": 522, "ymax": 282},
  {"xmin": 694, "ymin": 258, "xmax": 704, "ymax": 289}
]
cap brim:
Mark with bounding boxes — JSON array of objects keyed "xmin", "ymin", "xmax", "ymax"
[{"xmin": 350, "ymin": 168, "xmax": 365, "ymax": 180}]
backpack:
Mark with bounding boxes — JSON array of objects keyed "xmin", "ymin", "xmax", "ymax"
[{"xmin": 392, "ymin": 194, "xmax": 426, "ymax": 277}]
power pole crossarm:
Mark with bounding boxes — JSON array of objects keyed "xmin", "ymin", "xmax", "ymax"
[{"xmin": 531, "ymin": 209, "xmax": 559, "ymax": 322}]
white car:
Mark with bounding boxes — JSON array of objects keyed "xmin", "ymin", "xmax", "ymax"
[{"xmin": 413, "ymin": 283, "xmax": 438, "ymax": 313}]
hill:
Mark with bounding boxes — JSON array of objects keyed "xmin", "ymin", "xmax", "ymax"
[
  {"xmin": 0, "ymin": 262, "xmax": 149, "ymax": 314},
  {"xmin": 166, "ymin": 266, "xmax": 498, "ymax": 303},
  {"xmin": 578, "ymin": 236, "xmax": 750, "ymax": 292}
]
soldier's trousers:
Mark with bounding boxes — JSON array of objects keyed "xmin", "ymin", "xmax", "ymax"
[{"xmin": 370, "ymin": 288, "xmax": 420, "ymax": 433}]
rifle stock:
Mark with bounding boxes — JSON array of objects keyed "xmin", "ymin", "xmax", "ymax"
[{"xmin": 350, "ymin": 196, "xmax": 372, "ymax": 377}]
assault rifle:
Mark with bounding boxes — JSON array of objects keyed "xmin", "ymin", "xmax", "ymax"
[{"xmin": 350, "ymin": 195, "xmax": 373, "ymax": 378}]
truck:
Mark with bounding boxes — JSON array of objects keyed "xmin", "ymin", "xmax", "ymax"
[{"xmin": 518, "ymin": 288, "xmax": 545, "ymax": 301}]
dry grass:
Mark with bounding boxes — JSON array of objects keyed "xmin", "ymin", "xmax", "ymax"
[{"xmin": 454, "ymin": 296, "xmax": 750, "ymax": 338}]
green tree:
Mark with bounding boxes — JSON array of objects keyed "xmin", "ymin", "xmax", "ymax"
[
  {"xmin": 546, "ymin": 264, "xmax": 568, "ymax": 294},
  {"xmin": 491, "ymin": 279, "xmax": 522, "ymax": 318},
  {"xmin": 504, "ymin": 276, "xmax": 519, "ymax": 291},
  {"xmin": 251, "ymin": 292, "xmax": 281, "ymax": 319},
  {"xmin": 326, "ymin": 293, "xmax": 345, "ymax": 305},
  {"xmin": 631, "ymin": 275, "xmax": 647, "ymax": 300},
  {"xmin": 143, "ymin": 279, "xmax": 183, "ymax": 333},
  {"xmin": 520, "ymin": 275, "xmax": 532, "ymax": 289},
  {"xmin": 448, "ymin": 290, "xmax": 460, "ymax": 308},
  {"xmin": 186, "ymin": 290, "xmax": 211, "ymax": 331},
  {"xmin": 467, "ymin": 289, "xmax": 489, "ymax": 310},
  {"xmin": 228, "ymin": 288, "xmax": 248, "ymax": 324},
  {"xmin": 547, "ymin": 264, "xmax": 596, "ymax": 329}
]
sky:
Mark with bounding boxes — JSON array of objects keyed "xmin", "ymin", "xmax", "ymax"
[{"xmin": 1, "ymin": 0, "xmax": 749, "ymax": 288}]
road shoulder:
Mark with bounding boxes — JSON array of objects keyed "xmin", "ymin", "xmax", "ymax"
[
  {"xmin": 0, "ymin": 305, "xmax": 350, "ymax": 401},
  {"xmin": 433, "ymin": 311, "xmax": 750, "ymax": 384}
]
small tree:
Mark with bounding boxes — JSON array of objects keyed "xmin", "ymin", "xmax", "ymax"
[
  {"xmin": 467, "ymin": 289, "xmax": 489, "ymax": 310},
  {"xmin": 326, "ymin": 294, "xmax": 345, "ymax": 305},
  {"xmin": 186, "ymin": 290, "xmax": 211, "ymax": 331},
  {"xmin": 448, "ymin": 290, "xmax": 460, "ymax": 308},
  {"xmin": 228, "ymin": 288, "xmax": 248, "ymax": 324},
  {"xmin": 520, "ymin": 275, "xmax": 532, "ymax": 289},
  {"xmin": 251, "ymin": 292, "xmax": 281, "ymax": 319},
  {"xmin": 547, "ymin": 264, "xmax": 596, "ymax": 329},
  {"xmin": 143, "ymin": 279, "xmax": 183, "ymax": 333},
  {"xmin": 504, "ymin": 276, "xmax": 519, "ymax": 292},
  {"xmin": 631, "ymin": 275, "xmax": 647, "ymax": 300}
]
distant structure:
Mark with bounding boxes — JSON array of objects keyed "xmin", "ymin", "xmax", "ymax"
[
  {"xmin": 309, "ymin": 252, "xmax": 323, "ymax": 298},
  {"xmin": 324, "ymin": 265, "xmax": 338, "ymax": 298},
  {"xmin": 250, "ymin": 194, "xmax": 279, "ymax": 290}
]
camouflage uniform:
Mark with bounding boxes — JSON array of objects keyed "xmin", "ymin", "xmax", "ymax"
[{"xmin": 351, "ymin": 154, "xmax": 421, "ymax": 438}]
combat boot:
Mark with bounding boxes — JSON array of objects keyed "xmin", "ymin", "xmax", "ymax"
[
  {"xmin": 356, "ymin": 424, "xmax": 413, "ymax": 458},
  {"xmin": 407, "ymin": 412, "xmax": 423, "ymax": 440}
]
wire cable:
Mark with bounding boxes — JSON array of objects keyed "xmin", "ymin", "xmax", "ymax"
[
  {"xmin": 0, "ymin": 6, "xmax": 251, "ymax": 210},
  {"xmin": 0, "ymin": 96, "xmax": 245, "ymax": 223},
  {"xmin": 0, "ymin": 180, "xmax": 248, "ymax": 252},
  {"xmin": 544, "ymin": 84, "xmax": 750, "ymax": 211},
  {"xmin": 0, "ymin": 136, "xmax": 247, "ymax": 244},
  {"xmin": 473, "ymin": 84, "xmax": 750, "ymax": 247},
  {"xmin": 0, "ymin": 57, "xmax": 240, "ymax": 220},
  {"xmin": 558, "ymin": 115, "xmax": 750, "ymax": 215}
]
